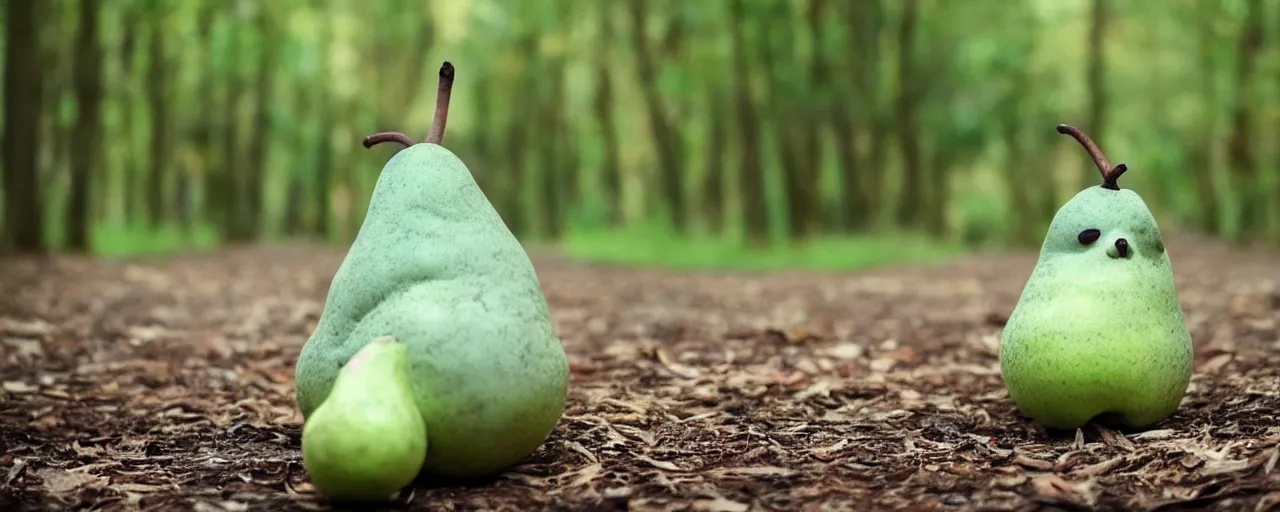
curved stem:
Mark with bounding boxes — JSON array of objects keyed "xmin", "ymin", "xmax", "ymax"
[
  {"xmin": 362, "ymin": 132, "xmax": 416, "ymax": 149},
  {"xmin": 426, "ymin": 61, "xmax": 456, "ymax": 145},
  {"xmin": 1056, "ymin": 123, "xmax": 1127, "ymax": 190}
]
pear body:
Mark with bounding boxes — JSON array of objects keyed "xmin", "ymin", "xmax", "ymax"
[
  {"xmin": 999, "ymin": 186, "xmax": 1193, "ymax": 430},
  {"xmin": 302, "ymin": 337, "xmax": 427, "ymax": 501},
  {"xmin": 295, "ymin": 143, "xmax": 570, "ymax": 478}
]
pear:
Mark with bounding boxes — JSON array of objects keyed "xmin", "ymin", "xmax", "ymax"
[
  {"xmin": 294, "ymin": 62, "xmax": 570, "ymax": 478},
  {"xmin": 302, "ymin": 336, "xmax": 427, "ymax": 501},
  {"xmin": 998, "ymin": 124, "xmax": 1193, "ymax": 431}
]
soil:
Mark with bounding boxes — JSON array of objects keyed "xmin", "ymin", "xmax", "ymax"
[{"xmin": 1, "ymin": 234, "xmax": 1279, "ymax": 511}]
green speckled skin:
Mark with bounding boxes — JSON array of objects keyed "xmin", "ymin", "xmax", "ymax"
[
  {"xmin": 998, "ymin": 185, "xmax": 1193, "ymax": 430},
  {"xmin": 294, "ymin": 143, "xmax": 570, "ymax": 478},
  {"xmin": 302, "ymin": 337, "xmax": 426, "ymax": 501}
]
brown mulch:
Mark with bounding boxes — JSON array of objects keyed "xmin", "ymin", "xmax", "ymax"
[{"xmin": 1, "ymin": 234, "xmax": 1279, "ymax": 511}]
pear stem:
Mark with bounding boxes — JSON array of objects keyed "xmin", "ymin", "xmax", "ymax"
[
  {"xmin": 362, "ymin": 132, "xmax": 416, "ymax": 149},
  {"xmin": 360, "ymin": 61, "xmax": 456, "ymax": 150},
  {"xmin": 425, "ymin": 61, "xmax": 455, "ymax": 145},
  {"xmin": 1056, "ymin": 123, "xmax": 1128, "ymax": 190}
]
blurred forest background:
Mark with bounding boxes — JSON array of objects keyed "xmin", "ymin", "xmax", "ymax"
[{"xmin": 2, "ymin": 0, "xmax": 1279, "ymax": 270}]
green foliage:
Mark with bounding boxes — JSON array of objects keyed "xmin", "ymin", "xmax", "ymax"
[
  {"xmin": 556, "ymin": 219, "xmax": 966, "ymax": 272},
  {"xmin": 91, "ymin": 223, "xmax": 221, "ymax": 258},
  {"xmin": 9, "ymin": 0, "xmax": 1280, "ymax": 263}
]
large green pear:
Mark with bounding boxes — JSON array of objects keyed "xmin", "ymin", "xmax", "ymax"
[
  {"xmin": 302, "ymin": 336, "xmax": 427, "ymax": 501},
  {"xmin": 294, "ymin": 62, "xmax": 570, "ymax": 478},
  {"xmin": 998, "ymin": 124, "xmax": 1193, "ymax": 431}
]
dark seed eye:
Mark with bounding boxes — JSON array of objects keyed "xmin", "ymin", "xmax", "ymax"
[{"xmin": 1078, "ymin": 228, "xmax": 1101, "ymax": 245}]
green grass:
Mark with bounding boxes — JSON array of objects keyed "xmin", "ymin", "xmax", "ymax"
[
  {"xmin": 89, "ymin": 223, "xmax": 222, "ymax": 258},
  {"xmin": 552, "ymin": 223, "xmax": 970, "ymax": 273},
  {"xmin": 71, "ymin": 218, "xmax": 968, "ymax": 274}
]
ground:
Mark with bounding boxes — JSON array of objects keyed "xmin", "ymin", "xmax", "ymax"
[{"xmin": 1, "ymin": 234, "xmax": 1279, "ymax": 511}]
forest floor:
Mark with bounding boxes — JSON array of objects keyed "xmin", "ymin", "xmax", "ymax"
[{"xmin": 1, "ymin": 234, "xmax": 1279, "ymax": 511}]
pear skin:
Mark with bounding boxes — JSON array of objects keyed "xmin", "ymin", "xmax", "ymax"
[
  {"xmin": 998, "ymin": 124, "xmax": 1193, "ymax": 431},
  {"xmin": 294, "ymin": 62, "xmax": 570, "ymax": 478},
  {"xmin": 302, "ymin": 336, "xmax": 427, "ymax": 502}
]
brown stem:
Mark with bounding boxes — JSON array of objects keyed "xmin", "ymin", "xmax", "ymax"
[
  {"xmin": 362, "ymin": 131, "xmax": 416, "ymax": 149},
  {"xmin": 1056, "ymin": 123, "xmax": 1127, "ymax": 190},
  {"xmin": 426, "ymin": 61, "xmax": 455, "ymax": 145}
]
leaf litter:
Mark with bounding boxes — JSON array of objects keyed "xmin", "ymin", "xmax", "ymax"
[{"xmin": 0, "ymin": 234, "xmax": 1278, "ymax": 511}]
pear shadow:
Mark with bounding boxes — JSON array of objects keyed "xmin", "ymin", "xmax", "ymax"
[
  {"xmin": 310, "ymin": 474, "xmax": 504, "ymax": 511},
  {"xmin": 304, "ymin": 472, "xmax": 508, "ymax": 511},
  {"xmin": 406, "ymin": 470, "xmax": 506, "ymax": 491},
  {"xmin": 317, "ymin": 502, "xmax": 410, "ymax": 512},
  {"xmin": 1033, "ymin": 412, "xmax": 1168, "ymax": 441}
]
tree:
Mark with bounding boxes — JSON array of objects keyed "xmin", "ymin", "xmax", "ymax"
[
  {"xmin": 628, "ymin": 0, "xmax": 688, "ymax": 233},
  {"xmin": 144, "ymin": 0, "xmax": 171, "ymax": 229},
  {"xmin": 67, "ymin": 0, "xmax": 104, "ymax": 252},
  {"xmin": 730, "ymin": 0, "xmax": 768, "ymax": 246},
  {"xmin": 2, "ymin": 0, "xmax": 46, "ymax": 252},
  {"xmin": 234, "ymin": 5, "xmax": 281, "ymax": 242},
  {"xmin": 836, "ymin": 0, "xmax": 883, "ymax": 231},
  {"xmin": 594, "ymin": 3, "xmax": 624, "ymax": 227},
  {"xmin": 1084, "ymin": 0, "xmax": 1109, "ymax": 190},
  {"xmin": 893, "ymin": 0, "xmax": 924, "ymax": 228},
  {"xmin": 1225, "ymin": 0, "xmax": 1263, "ymax": 239}
]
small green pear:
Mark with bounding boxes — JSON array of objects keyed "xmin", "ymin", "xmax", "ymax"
[
  {"xmin": 294, "ymin": 62, "xmax": 570, "ymax": 479},
  {"xmin": 998, "ymin": 124, "xmax": 1193, "ymax": 431},
  {"xmin": 302, "ymin": 336, "xmax": 427, "ymax": 501}
]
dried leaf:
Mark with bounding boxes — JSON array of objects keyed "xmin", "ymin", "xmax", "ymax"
[
  {"xmin": 710, "ymin": 466, "xmax": 797, "ymax": 478},
  {"xmin": 636, "ymin": 455, "xmax": 685, "ymax": 472},
  {"xmin": 4, "ymin": 237, "xmax": 1278, "ymax": 510},
  {"xmin": 1014, "ymin": 454, "xmax": 1055, "ymax": 471},
  {"xmin": 693, "ymin": 497, "xmax": 750, "ymax": 512},
  {"xmin": 36, "ymin": 467, "xmax": 108, "ymax": 497},
  {"xmin": 1031, "ymin": 474, "xmax": 1080, "ymax": 501}
]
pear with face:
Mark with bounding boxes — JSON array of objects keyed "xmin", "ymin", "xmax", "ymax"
[{"xmin": 998, "ymin": 124, "xmax": 1193, "ymax": 431}]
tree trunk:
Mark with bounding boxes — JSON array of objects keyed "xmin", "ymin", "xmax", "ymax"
[
  {"xmin": 313, "ymin": 1, "xmax": 333, "ymax": 238},
  {"xmin": 1000, "ymin": 64, "xmax": 1039, "ymax": 244},
  {"xmin": 1226, "ymin": 0, "xmax": 1263, "ymax": 238},
  {"xmin": 924, "ymin": 143, "xmax": 950, "ymax": 237},
  {"xmin": 893, "ymin": 0, "xmax": 923, "ymax": 228},
  {"xmin": 701, "ymin": 89, "xmax": 727, "ymax": 233},
  {"xmin": 220, "ymin": 23, "xmax": 245, "ymax": 240},
  {"xmin": 627, "ymin": 0, "xmax": 687, "ymax": 233},
  {"xmin": 498, "ymin": 35, "xmax": 536, "ymax": 239},
  {"xmin": 1084, "ymin": 0, "xmax": 1109, "ymax": 189},
  {"xmin": 730, "ymin": 0, "xmax": 768, "ymax": 246},
  {"xmin": 283, "ymin": 65, "xmax": 309, "ymax": 236},
  {"xmin": 804, "ymin": 0, "xmax": 829, "ymax": 234},
  {"xmin": 66, "ymin": 0, "xmax": 103, "ymax": 252},
  {"xmin": 144, "ymin": 2, "xmax": 170, "ymax": 229},
  {"xmin": 40, "ymin": 1, "xmax": 67, "ymax": 222},
  {"xmin": 119, "ymin": 6, "xmax": 139, "ymax": 224},
  {"xmin": 1002, "ymin": 117, "xmax": 1036, "ymax": 244},
  {"xmin": 193, "ymin": 2, "xmax": 219, "ymax": 231},
  {"xmin": 234, "ymin": 8, "xmax": 280, "ymax": 242},
  {"xmin": 314, "ymin": 101, "xmax": 334, "ymax": 238},
  {"xmin": 2, "ymin": 0, "xmax": 46, "ymax": 252},
  {"xmin": 594, "ymin": 4, "xmax": 623, "ymax": 226},
  {"xmin": 371, "ymin": 5, "xmax": 433, "ymax": 140},
  {"xmin": 1191, "ymin": 2, "xmax": 1220, "ymax": 234},
  {"xmin": 470, "ymin": 72, "xmax": 494, "ymax": 196},
  {"xmin": 538, "ymin": 60, "xmax": 567, "ymax": 239},
  {"xmin": 839, "ymin": 0, "xmax": 882, "ymax": 229},
  {"xmin": 760, "ymin": 0, "xmax": 815, "ymax": 241},
  {"xmin": 503, "ymin": 111, "xmax": 530, "ymax": 238}
]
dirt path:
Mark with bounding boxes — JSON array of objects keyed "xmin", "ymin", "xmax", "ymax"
[{"xmin": 1, "ymin": 235, "xmax": 1278, "ymax": 511}]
